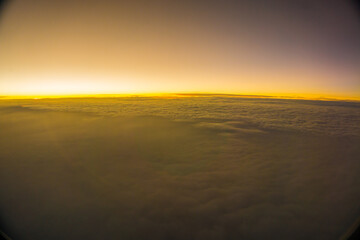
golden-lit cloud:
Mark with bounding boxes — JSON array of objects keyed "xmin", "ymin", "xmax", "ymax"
[{"xmin": 1, "ymin": 99, "xmax": 360, "ymax": 239}]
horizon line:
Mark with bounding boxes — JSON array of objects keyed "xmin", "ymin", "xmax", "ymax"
[{"xmin": 1, "ymin": 92, "xmax": 360, "ymax": 102}]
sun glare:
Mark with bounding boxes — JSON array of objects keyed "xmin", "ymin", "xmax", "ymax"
[{"xmin": 1, "ymin": 74, "xmax": 142, "ymax": 97}]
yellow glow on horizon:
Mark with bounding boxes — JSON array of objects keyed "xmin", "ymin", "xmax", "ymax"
[
  {"xmin": 2, "ymin": 91, "xmax": 360, "ymax": 102},
  {"xmin": 1, "ymin": 73, "xmax": 359, "ymax": 102}
]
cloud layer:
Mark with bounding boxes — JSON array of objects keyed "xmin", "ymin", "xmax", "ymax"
[
  {"xmin": 4, "ymin": 96, "xmax": 360, "ymax": 136},
  {"xmin": 0, "ymin": 98, "xmax": 359, "ymax": 239}
]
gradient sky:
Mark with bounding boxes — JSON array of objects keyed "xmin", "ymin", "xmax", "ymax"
[{"xmin": 0, "ymin": 0, "xmax": 359, "ymax": 98}]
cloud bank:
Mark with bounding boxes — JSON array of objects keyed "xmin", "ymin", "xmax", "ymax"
[{"xmin": 0, "ymin": 98, "xmax": 359, "ymax": 240}]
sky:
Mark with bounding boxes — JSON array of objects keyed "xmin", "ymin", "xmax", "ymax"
[{"xmin": 0, "ymin": 0, "xmax": 359, "ymax": 99}]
